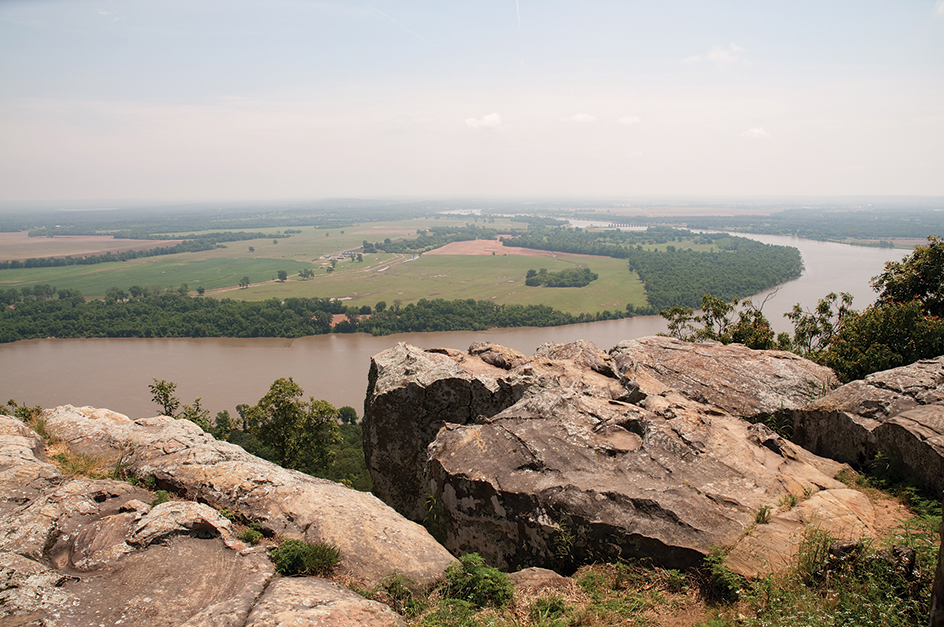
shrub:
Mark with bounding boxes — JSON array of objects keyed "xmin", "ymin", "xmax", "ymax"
[
  {"xmin": 440, "ymin": 553, "xmax": 514, "ymax": 609},
  {"xmin": 238, "ymin": 528, "xmax": 263, "ymax": 545},
  {"xmin": 150, "ymin": 490, "xmax": 171, "ymax": 506},
  {"xmin": 269, "ymin": 539, "xmax": 340, "ymax": 576},
  {"xmin": 379, "ymin": 573, "xmax": 428, "ymax": 617},
  {"xmin": 704, "ymin": 548, "xmax": 743, "ymax": 603}
]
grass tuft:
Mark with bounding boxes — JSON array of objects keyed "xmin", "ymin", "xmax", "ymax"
[{"xmin": 269, "ymin": 538, "xmax": 340, "ymax": 576}]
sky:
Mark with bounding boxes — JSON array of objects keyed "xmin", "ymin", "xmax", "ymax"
[{"xmin": 0, "ymin": 0, "xmax": 942, "ymax": 202}]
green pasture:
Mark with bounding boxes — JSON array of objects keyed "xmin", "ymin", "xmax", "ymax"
[
  {"xmin": 231, "ymin": 253, "xmax": 648, "ymax": 316},
  {"xmin": 0, "ymin": 257, "xmax": 315, "ymax": 296}
]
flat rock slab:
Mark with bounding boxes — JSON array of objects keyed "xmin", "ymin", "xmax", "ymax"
[
  {"xmin": 58, "ymin": 536, "xmax": 274, "ymax": 627},
  {"xmin": 792, "ymin": 356, "xmax": 944, "ymax": 492},
  {"xmin": 244, "ymin": 577, "xmax": 405, "ymax": 627},
  {"xmin": 42, "ymin": 405, "xmax": 455, "ymax": 586},
  {"xmin": 365, "ymin": 339, "xmax": 871, "ymax": 576},
  {"xmin": 610, "ymin": 336, "xmax": 840, "ymax": 420}
]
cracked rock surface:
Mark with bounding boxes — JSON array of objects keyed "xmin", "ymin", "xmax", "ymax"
[{"xmin": 364, "ymin": 338, "xmax": 872, "ymax": 576}]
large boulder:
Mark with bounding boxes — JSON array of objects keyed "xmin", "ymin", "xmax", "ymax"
[
  {"xmin": 363, "ymin": 340, "xmax": 638, "ymax": 522},
  {"xmin": 791, "ymin": 356, "xmax": 944, "ymax": 493},
  {"xmin": 42, "ymin": 405, "xmax": 455, "ymax": 586},
  {"xmin": 364, "ymin": 339, "xmax": 872, "ymax": 576}
]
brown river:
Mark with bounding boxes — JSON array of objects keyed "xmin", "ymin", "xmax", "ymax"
[{"xmin": 0, "ymin": 234, "xmax": 906, "ymax": 419}]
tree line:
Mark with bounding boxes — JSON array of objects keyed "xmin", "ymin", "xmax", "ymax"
[
  {"xmin": 365, "ymin": 224, "xmax": 504, "ymax": 255},
  {"xmin": 505, "ymin": 226, "xmax": 803, "ymax": 310},
  {"xmin": 0, "ymin": 231, "xmax": 290, "ymax": 270},
  {"xmin": 655, "ymin": 207, "xmax": 944, "ymax": 242},
  {"xmin": 525, "ymin": 267, "xmax": 598, "ymax": 287},
  {"xmin": 0, "ymin": 288, "xmax": 645, "ymax": 343}
]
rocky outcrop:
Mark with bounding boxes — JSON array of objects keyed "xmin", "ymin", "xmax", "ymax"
[
  {"xmin": 0, "ymin": 406, "xmax": 454, "ymax": 626},
  {"xmin": 42, "ymin": 404, "xmax": 455, "ymax": 586},
  {"xmin": 364, "ymin": 338, "xmax": 872, "ymax": 576},
  {"xmin": 791, "ymin": 357, "xmax": 944, "ymax": 493}
]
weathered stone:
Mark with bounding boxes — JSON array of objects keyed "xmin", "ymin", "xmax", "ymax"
[
  {"xmin": 363, "ymin": 341, "xmax": 632, "ymax": 523},
  {"xmin": 244, "ymin": 577, "xmax": 405, "ymax": 627},
  {"xmin": 56, "ymin": 536, "xmax": 275, "ymax": 627},
  {"xmin": 0, "ymin": 414, "xmax": 412, "ymax": 626},
  {"xmin": 43, "ymin": 404, "xmax": 455, "ymax": 586},
  {"xmin": 129, "ymin": 500, "xmax": 241, "ymax": 550},
  {"xmin": 366, "ymin": 339, "xmax": 872, "ymax": 576},
  {"xmin": 0, "ymin": 551, "xmax": 74, "ymax": 621},
  {"xmin": 0, "ymin": 415, "xmax": 61, "ymax": 514},
  {"xmin": 507, "ymin": 567, "xmax": 573, "ymax": 595},
  {"xmin": 792, "ymin": 357, "xmax": 944, "ymax": 492},
  {"xmin": 609, "ymin": 336, "xmax": 840, "ymax": 420}
]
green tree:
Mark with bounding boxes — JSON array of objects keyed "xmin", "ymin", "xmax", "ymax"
[
  {"xmin": 660, "ymin": 305, "xmax": 696, "ymax": 341},
  {"xmin": 178, "ymin": 398, "xmax": 211, "ymax": 431},
  {"xmin": 277, "ymin": 270, "xmax": 288, "ymax": 282},
  {"xmin": 244, "ymin": 378, "xmax": 342, "ymax": 473},
  {"xmin": 197, "ymin": 286, "xmax": 206, "ymax": 296},
  {"xmin": 338, "ymin": 406, "xmax": 358, "ymax": 425},
  {"xmin": 177, "ymin": 283, "xmax": 189, "ymax": 296},
  {"xmin": 148, "ymin": 379, "xmax": 180, "ymax": 417},
  {"xmin": 872, "ymin": 235, "xmax": 944, "ymax": 316},
  {"xmin": 239, "ymin": 276, "xmax": 250, "ymax": 289},
  {"xmin": 824, "ymin": 299, "xmax": 944, "ymax": 382},
  {"xmin": 785, "ymin": 292, "xmax": 854, "ymax": 357}
]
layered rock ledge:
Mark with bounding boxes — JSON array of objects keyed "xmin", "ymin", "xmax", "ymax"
[{"xmin": 364, "ymin": 337, "xmax": 871, "ymax": 576}]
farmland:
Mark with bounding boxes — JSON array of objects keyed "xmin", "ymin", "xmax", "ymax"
[{"xmin": 0, "ymin": 215, "xmax": 650, "ymax": 315}]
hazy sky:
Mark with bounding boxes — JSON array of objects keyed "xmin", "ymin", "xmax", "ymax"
[{"xmin": 1, "ymin": 1, "xmax": 942, "ymax": 202}]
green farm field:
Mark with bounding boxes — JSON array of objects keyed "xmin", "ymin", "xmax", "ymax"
[
  {"xmin": 230, "ymin": 251, "xmax": 647, "ymax": 316},
  {"xmin": 0, "ymin": 257, "xmax": 316, "ymax": 296},
  {"xmin": 0, "ymin": 216, "xmax": 529, "ymax": 297},
  {"xmin": 1, "ymin": 217, "xmax": 736, "ymax": 314}
]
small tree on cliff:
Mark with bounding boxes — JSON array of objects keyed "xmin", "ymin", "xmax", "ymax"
[
  {"xmin": 149, "ymin": 379, "xmax": 180, "ymax": 417},
  {"xmin": 244, "ymin": 377, "xmax": 342, "ymax": 473}
]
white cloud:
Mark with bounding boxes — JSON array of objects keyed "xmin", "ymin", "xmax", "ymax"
[
  {"xmin": 96, "ymin": 9, "xmax": 112, "ymax": 16},
  {"xmin": 936, "ymin": 0, "xmax": 944, "ymax": 16},
  {"xmin": 617, "ymin": 116, "xmax": 641, "ymax": 126},
  {"xmin": 708, "ymin": 43, "xmax": 746, "ymax": 62},
  {"xmin": 567, "ymin": 113, "xmax": 597, "ymax": 123},
  {"xmin": 687, "ymin": 43, "xmax": 746, "ymax": 63},
  {"xmin": 742, "ymin": 127, "xmax": 769, "ymax": 139},
  {"xmin": 464, "ymin": 113, "xmax": 501, "ymax": 129}
]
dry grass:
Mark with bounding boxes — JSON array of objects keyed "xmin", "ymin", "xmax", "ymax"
[{"xmin": 44, "ymin": 440, "xmax": 116, "ymax": 479}]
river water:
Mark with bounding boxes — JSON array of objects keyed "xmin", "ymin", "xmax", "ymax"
[{"xmin": 0, "ymin": 234, "xmax": 905, "ymax": 419}]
